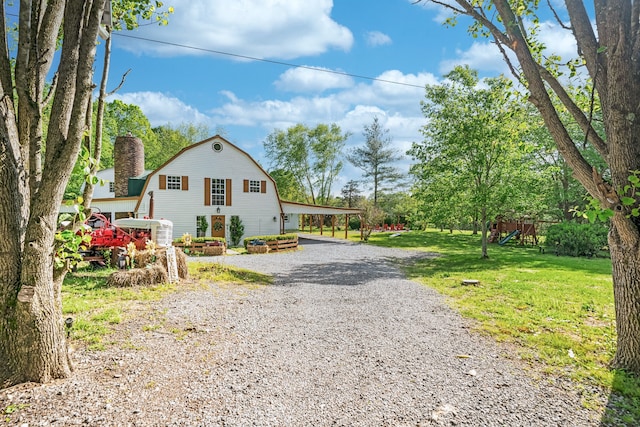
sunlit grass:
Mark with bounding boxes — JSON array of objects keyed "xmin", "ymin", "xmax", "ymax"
[
  {"xmin": 362, "ymin": 229, "xmax": 637, "ymax": 424},
  {"xmin": 188, "ymin": 261, "xmax": 273, "ymax": 287},
  {"xmin": 62, "ymin": 267, "xmax": 178, "ymax": 350},
  {"xmin": 62, "ymin": 261, "xmax": 272, "ymax": 350}
]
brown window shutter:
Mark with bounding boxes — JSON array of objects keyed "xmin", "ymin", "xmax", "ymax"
[
  {"xmin": 226, "ymin": 179, "xmax": 232, "ymax": 206},
  {"xmin": 182, "ymin": 176, "xmax": 189, "ymax": 191},
  {"xmin": 159, "ymin": 175, "xmax": 166, "ymax": 190},
  {"xmin": 243, "ymin": 179, "xmax": 249, "ymax": 193},
  {"xmin": 204, "ymin": 178, "xmax": 211, "ymax": 206},
  {"xmin": 261, "ymin": 180, "xmax": 267, "ymax": 193}
]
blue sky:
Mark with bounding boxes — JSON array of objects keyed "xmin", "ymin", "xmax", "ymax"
[{"xmin": 100, "ymin": 0, "xmax": 576, "ymax": 195}]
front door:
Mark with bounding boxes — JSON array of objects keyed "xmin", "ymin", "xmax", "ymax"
[{"xmin": 210, "ymin": 215, "xmax": 225, "ymax": 239}]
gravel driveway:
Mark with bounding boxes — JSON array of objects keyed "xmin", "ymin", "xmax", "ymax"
[{"xmin": 1, "ymin": 235, "xmax": 600, "ymax": 426}]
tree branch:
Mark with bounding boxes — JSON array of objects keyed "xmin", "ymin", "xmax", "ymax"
[
  {"xmin": 492, "ymin": 0, "xmax": 599, "ymax": 197},
  {"xmin": 536, "ymin": 65, "xmax": 608, "ymax": 157},
  {"xmin": 565, "ymin": 0, "xmax": 604, "ymax": 89},
  {"xmin": 547, "ymin": 0, "xmax": 571, "ymax": 30},
  {"xmin": 107, "ymin": 68, "xmax": 131, "ymax": 96},
  {"xmin": 0, "ymin": 2, "xmax": 13, "ymax": 97}
]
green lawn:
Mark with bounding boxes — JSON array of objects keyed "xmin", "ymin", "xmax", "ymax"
[
  {"xmin": 361, "ymin": 229, "xmax": 637, "ymax": 425},
  {"xmin": 62, "ymin": 262, "xmax": 271, "ymax": 350}
]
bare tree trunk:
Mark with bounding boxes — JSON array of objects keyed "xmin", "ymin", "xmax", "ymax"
[
  {"xmin": 609, "ymin": 219, "xmax": 640, "ymax": 372},
  {"xmin": 480, "ymin": 207, "xmax": 488, "ymax": 258}
]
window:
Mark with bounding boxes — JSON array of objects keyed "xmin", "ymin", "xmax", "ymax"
[
  {"xmin": 109, "ymin": 182, "xmax": 115, "ymax": 193},
  {"xmin": 211, "ymin": 178, "xmax": 226, "ymax": 205},
  {"xmin": 167, "ymin": 175, "xmax": 182, "ymax": 190},
  {"xmin": 211, "ymin": 141, "xmax": 223, "ymax": 152},
  {"xmin": 243, "ymin": 179, "xmax": 267, "ymax": 193},
  {"xmin": 249, "ymin": 180, "xmax": 260, "ymax": 193},
  {"xmin": 159, "ymin": 175, "xmax": 189, "ymax": 191}
]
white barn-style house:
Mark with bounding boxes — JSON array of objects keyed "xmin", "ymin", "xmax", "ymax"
[{"xmin": 64, "ymin": 134, "xmax": 361, "ymax": 245}]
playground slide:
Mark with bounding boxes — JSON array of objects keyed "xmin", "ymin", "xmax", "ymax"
[{"xmin": 499, "ymin": 229, "xmax": 520, "ymax": 246}]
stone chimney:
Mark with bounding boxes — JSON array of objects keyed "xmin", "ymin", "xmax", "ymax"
[{"xmin": 113, "ymin": 134, "xmax": 144, "ymax": 197}]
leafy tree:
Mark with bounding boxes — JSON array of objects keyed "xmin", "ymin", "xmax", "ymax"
[
  {"xmin": 376, "ymin": 191, "xmax": 417, "ymax": 227},
  {"xmin": 347, "ymin": 117, "xmax": 404, "ymax": 206},
  {"xmin": 356, "ymin": 198, "xmax": 385, "ymax": 235},
  {"xmin": 340, "ymin": 180, "xmax": 363, "ymax": 208},
  {"xmin": 520, "ymin": 97, "xmax": 604, "ymax": 221},
  {"xmin": 103, "ymin": 99, "xmax": 161, "ymax": 168},
  {"xmin": 418, "ymin": 0, "xmax": 640, "ymax": 373},
  {"xmin": 152, "ymin": 122, "xmax": 212, "ymax": 164},
  {"xmin": 264, "ymin": 123, "xmax": 349, "ymax": 205},
  {"xmin": 409, "ymin": 66, "xmax": 535, "ymax": 257},
  {"xmin": 268, "ymin": 168, "xmax": 307, "ymax": 203}
]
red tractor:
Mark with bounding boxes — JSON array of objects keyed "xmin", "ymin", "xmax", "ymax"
[{"xmin": 81, "ymin": 213, "xmax": 151, "ymax": 266}]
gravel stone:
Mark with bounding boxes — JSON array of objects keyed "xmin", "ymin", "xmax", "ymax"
[{"xmin": 0, "ymin": 234, "xmax": 602, "ymax": 426}]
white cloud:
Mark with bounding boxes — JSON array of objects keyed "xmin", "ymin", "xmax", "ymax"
[
  {"xmin": 439, "ymin": 41, "xmax": 509, "ymax": 75},
  {"xmin": 109, "ymin": 92, "xmax": 210, "ymax": 127},
  {"xmin": 365, "ymin": 31, "xmax": 392, "ymax": 47},
  {"xmin": 209, "ymin": 69, "xmax": 434, "ymax": 131},
  {"xmin": 538, "ymin": 21, "xmax": 578, "ymax": 59},
  {"xmin": 120, "ymin": 0, "xmax": 353, "ymax": 60},
  {"xmin": 411, "ymin": 0, "xmax": 459, "ymax": 24},
  {"xmin": 274, "ymin": 67, "xmax": 354, "ymax": 92},
  {"xmin": 438, "ymin": 19, "xmax": 580, "ymax": 79},
  {"xmin": 114, "ymin": 69, "xmax": 433, "ymax": 190}
]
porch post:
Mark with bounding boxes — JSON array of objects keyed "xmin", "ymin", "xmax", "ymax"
[
  {"xmin": 331, "ymin": 215, "xmax": 336, "ymax": 237},
  {"xmin": 345, "ymin": 214, "xmax": 349, "ymax": 239}
]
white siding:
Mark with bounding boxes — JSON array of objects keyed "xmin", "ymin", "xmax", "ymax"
[
  {"xmin": 59, "ymin": 198, "xmax": 138, "ymax": 221},
  {"xmin": 138, "ymin": 137, "xmax": 282, "ymax": 244},
  {"xmin": 84, "ymin": 168, "xmax": 114, "ymax": 199}
]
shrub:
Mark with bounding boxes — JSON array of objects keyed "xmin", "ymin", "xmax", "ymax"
[
  {"xmin": 229, "ymin": 215, "xmax": 244, "ymax": 247},
  {"xmin": 544, "ymin": 221, "xmax": 609, "ymax": 257},
  {"xmin": 348, "ymin": 217, "xmax": 361, "ymax": 230}
]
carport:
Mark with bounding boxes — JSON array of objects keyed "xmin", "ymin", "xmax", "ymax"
[{"xmin": 280, "ymin": 201, "xmax": 363, "ymax": 239}]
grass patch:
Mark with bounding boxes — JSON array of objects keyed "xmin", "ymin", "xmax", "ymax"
[
  {"xmin": 63, "ymin": 261, "xmax": 271, "ymax": 349},
  {"xmin": 63, "ymin": 267, "xmax": 177, "ymax": 350},
  {"xmin": 188, "ymin": 261, "xmax": 273, "ymax": 287},
  {"xmin": 363, "ymin": 229, "xmax": 638, "ymax": 424}
]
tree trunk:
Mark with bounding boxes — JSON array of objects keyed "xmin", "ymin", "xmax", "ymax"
[
  {"xmin": 609, "ymin": 219, "xmax": 640, "ymax": 372},
  {"xmin": 480, "ymin": 207, "xmax": 488, "ymax": 258},
  {"xmin": 0, "ymin": 201, "xmax": 73, "ymax": 386},
  {"xmin": 0, "ymin": 0, "xmax": 105, "ymax": 387}
]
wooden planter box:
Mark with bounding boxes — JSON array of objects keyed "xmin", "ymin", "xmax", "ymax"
[
  {"xmin": 266, "ymin": 238, "xmax": 298, "ymax": 252},
  {"xmin": 174, "ymin": 241, "xmax": 226, "ymax": 255}
]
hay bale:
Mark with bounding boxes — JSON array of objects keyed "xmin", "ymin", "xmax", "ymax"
[
  {"xmin": 247, "ymin": 244, "xmax": 269, "ymax": 254},
  {"xmin": 106, "ymin": 265, "xmax": 168, "ymax": 288},
  {"xmin": 134, "ymin": 249, "xmax": 156, "ymax": 268},
  {"xmin": 203, "ymin": 245, "xmax": 225, "ymax": 256},
  {"xmin": 154, "ymin": 247, "xmax": 189, "ymax": 279}
]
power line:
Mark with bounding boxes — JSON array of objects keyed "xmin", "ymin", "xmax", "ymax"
[{"xmin": 113, "ymin": 33, "xmax": 427, "ymax": 89}]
